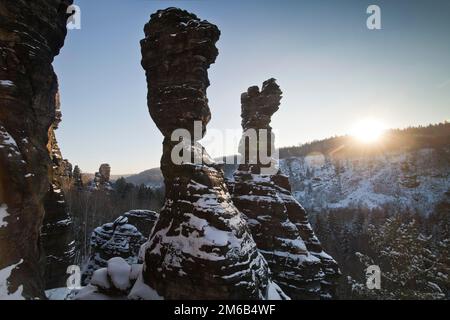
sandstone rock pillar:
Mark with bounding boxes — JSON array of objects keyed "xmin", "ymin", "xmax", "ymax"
[
  {"xmin": 231, "ymin": 79, "xmax": 340, "ymax": 299},
  {"xmin": 140, "ymin": 8, "xmax": 271, "ymax": 299}
]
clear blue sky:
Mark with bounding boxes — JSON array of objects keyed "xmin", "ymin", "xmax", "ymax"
[{"xmin": 54, "ymin": 0, "xmax": 450, "ymax": 174}]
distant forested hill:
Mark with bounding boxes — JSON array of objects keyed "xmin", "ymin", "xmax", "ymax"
[{"xmin": 279, "ymin": 122, "xmax": 450, "ymax": 159}]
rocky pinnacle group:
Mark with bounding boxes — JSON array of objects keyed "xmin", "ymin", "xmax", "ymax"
[{"xmin": 0, "ymin": 3, "xmax": 339, "ymax": 300}]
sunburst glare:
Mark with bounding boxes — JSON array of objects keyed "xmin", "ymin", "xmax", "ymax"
[{"xmin": 351, "ymin": 118, "xmax": 386, "ymax": 143}]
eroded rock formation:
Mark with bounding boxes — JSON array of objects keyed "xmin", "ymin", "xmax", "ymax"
[
  {"xmin": 139, "ymin": 8, "xmax": 273, "ymax": 299},
  {"xmin": 230, "ymin": 79, "xmax": 340, "ymax": 299},
  {"xmin": 41, "ymin": 90, "xmax": 76, "ymax": 289},
  {"xmin": 72, "ymin": 165, "xmax": 83, "ymax": 189},
  {"xmin": 123, "ymin": 210, "xmax": 159, "ymax": 238},
  {"xmin": 89, "ymin": 163, "xmax": 112, "ymax": 191},
  {"xmin": 83, "ymin": 210, "xmax": 159, "ymax": 284},
  {"xmin": 98, "ymin": 164, "xmax": 111, "ymax": 185},
  {"xmin": 0, "ymin": 0, "xmax": 73, "ymax": 299}
]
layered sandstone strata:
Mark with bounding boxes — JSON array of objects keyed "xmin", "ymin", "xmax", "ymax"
[
  {"xmin": 139, "ymin": 8, "xmax": 272, "ymax": 299},
  {"xmin": 0, "ymin": 0, "xmax": 73, "ymax": 299},
  {"xmin": 231, "ymin": 79, "xmax": 340, "ymax": 299},
  {"xmin": 41, "ymin": 91, "xmax": 76, "ymax": 289}
]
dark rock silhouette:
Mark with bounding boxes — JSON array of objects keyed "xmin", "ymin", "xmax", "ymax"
[
  {"xmin": 140, "ymin": 8, "xmax": 273, "ymax": 299},
  {"xmin": 83, "ymin": 210, "xmax": 158, "ymax": 284},
  {"xmin": 41, "ymin": 90, "xmax": 76, "ymax": 289},
  {"xmin": 0, "ymin": 0, "xmax": 73, "ymax": 299},
  {"xmin": 230, "ymin": 79, "xmax": 340, "ymax": 299}
]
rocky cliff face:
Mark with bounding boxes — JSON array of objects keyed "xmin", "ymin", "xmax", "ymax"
[
  {"xmin": 0, "ymin": 0, "xmax": 72, "ymax": 299},
  {"xmin": 83, "ymin": 210, "xmax": 158, "ymax": 284},
  {"xmin": 41, "ymin": 90, "xmax": 76, "ymax": 289},
  {"xmin": 140, "ymin": 8, "xmax": 273, "ymax": 299},
  {"xmin": 230, "ymin": 79, "xmax": 339, "ymax": 299}
]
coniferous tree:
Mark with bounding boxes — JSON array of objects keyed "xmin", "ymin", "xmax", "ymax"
[{"xmin": 352, "ymin": 216, "xmax": 447, "ymax": 299}]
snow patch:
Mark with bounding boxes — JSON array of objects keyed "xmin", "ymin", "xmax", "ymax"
[
  {"xmin": 0, "ymin": 80, "xmax": 14, "ymax": 87},
  {"xmin": 91, "ymin": 268, "xmax": 111, "ymax": 290},
  {"xmin": 128, "ymin": 272, "xmax": 164, "ymax": 300},
  {"xmin": 75, "ymin": 285, "xmax": 122, "ymax": 300},
  {"xmin": 0, "ymin": 259, "xmax": 25, "ymax": 300},
  {"xmin": 45, "ymin": 287, "xmax": 76, "ymax": 300},
  {"xmin": 0, "ymin": 127, "xmax": 18, "ymax": 149},
  {"xmin": 107, "ymin": 257, "xmax": 131, "ymax": 291},
  {"xmin": 266, "ymin": 281, "xmax": 290, "ymax": 300},
  {"xmin": 0, "ymin": 204, "xmax": 9, "ymax": 228}
]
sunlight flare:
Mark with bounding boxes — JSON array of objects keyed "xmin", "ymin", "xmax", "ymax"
[{"xmin": 351, "ymin": 118, "xmax": 386, "ymax": 143}]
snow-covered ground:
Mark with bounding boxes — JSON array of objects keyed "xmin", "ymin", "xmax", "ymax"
[
  {"xmin": 0, "ymin": 259, "xmax": 25, "ymax": 300},
  {"xmin": 280, "ymin": 147, "xmax": 450, "ymax": 215}
]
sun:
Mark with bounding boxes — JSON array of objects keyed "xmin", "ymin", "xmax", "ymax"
[{"xmin": 351, "ymin": 118, "xmax": 386, "ymax": 143}]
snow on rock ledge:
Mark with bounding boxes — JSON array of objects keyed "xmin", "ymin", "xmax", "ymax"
[
  {"xmin": 82, "ymin": 210, "xmax": 159, "ymax": 284},
  {"xmin": 75, "ymin": 257, "xmax": 162, "ymax": 300},
  {"xmin": 0, "ymin": 259, "xmax": 25, "ymax": 300}
]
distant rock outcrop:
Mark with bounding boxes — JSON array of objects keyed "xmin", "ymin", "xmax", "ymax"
[
  {"xmin": 99, "ymin": 164, "xmax": 111, "ymax": 184},
  {"xmin": 0, "ymin": 0, "xmax": 73, "ymax": 299},
  {"xmin": 230, "ymin": 79, "xmax": 340, "ymax": 299},
  {"xmin": 89, "ymin": 163, "xmax": 113, "ymax": 191},
  {"xmin": 83, "ymin": 210, "xmax": 158, "ymax": 284},
  {"xmin": 41, "ymin": 90, "xmax": 76, "ymax": 290},
  {"xmin": 72, "ymin": 165, "xmax": 84, "ymax": 190},
  {"xmin": 139, "ymin": 8, "xmax": 274, "ymax": 299}
]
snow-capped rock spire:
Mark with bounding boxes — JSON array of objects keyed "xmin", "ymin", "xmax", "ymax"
[
  {"xmin": 231, "ymin": 79, "xmax": 340, "ymax": 299},
  {"xmin": 139, "ymin": 8, "xmax": 272, "ymax": 299}
]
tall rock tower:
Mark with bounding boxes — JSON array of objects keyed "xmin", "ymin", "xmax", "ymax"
[
  {"xmin": 140, "ymin": 8, "xmax": 272, "ymax": 299},
  {"xmin": 0, "ymin": 0, "xmax": 73, "ymax": 299},
  {"xmin": 231, "ymin": 79, "xmax": 340, "ymax": 299}
]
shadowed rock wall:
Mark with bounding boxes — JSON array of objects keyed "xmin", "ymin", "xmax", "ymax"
[{"xmin": 0, "ymin": 0, "xmax": 73, "ymax": 299}]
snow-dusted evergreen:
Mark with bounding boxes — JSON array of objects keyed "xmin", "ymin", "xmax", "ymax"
[{"xmin": 349, "ymin": 215, "xmax": 449, "ymax": 299}]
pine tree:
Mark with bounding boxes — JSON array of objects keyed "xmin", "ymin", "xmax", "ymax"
[{"xmin": 352, "ymin": 215, "xmax": 447, "ymax": 299}]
